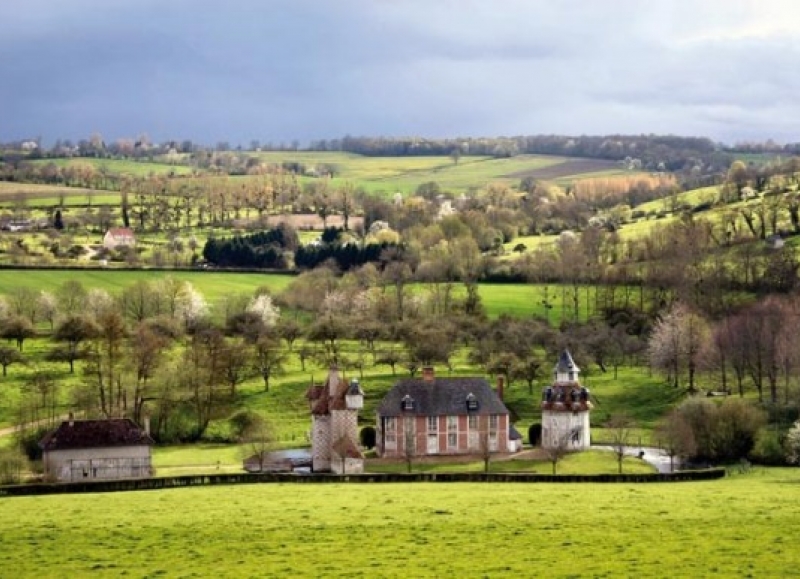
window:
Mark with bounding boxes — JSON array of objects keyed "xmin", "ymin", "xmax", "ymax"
[
  {"xmin": 447, "ymin": 415, "xmax": 458, "ymax": 448},
  {"xmin": 385, "ymin": 417, "xmax": 397, "ymax": 449},
  {"xmin": 468, "ymin": 415, "xmax": 478, "ymax": 449},
  {"xmin": 427, "ymin": 416, "xmax": 438, "ymax": 434},
  {"xmin": 489, "ymin": 415, "xmax": 499, "ymax": 451}
]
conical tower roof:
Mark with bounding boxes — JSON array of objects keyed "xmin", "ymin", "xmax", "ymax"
[{"xmin": 555, "ymin": 350, "xmax": 580, "ymax": 374}]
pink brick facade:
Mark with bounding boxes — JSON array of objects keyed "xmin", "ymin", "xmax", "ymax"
[
  {"xmin": 375, "ymin": 370, "xmax": 513, "ymax": 458},
  {"xmin": 378, "ymin": 413, "xmax": 509, "ymax": 458}
]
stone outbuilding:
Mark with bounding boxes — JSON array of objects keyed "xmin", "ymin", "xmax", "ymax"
[
  {"xmin": 306, "ymin": 367, "xmax": 365, "ymax": 474},
  {"xmin": 39, "ymin": 418, "xmax": 154, "ymax": 482},
  {"xmin": 541, "ymin": 350, "xmax": 592, "ymax": 450}
]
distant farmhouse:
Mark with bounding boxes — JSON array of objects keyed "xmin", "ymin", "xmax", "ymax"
[
  {"xmin": 39, "ymin": 418, "xmax": 154, "ymax": 482},
  {"xmin": 103, "ymin": 227, "xmax": 136, "ymax": 250},
  {"xmin": 375, "ymin": 367, "xmax": 518, "ymax": 458},
  {"xmin": 306, "ymin": 367, "xmax": 365, "ymax": 474},
  {"xmin": 541, "ymin": 350, "xmax": 592, "ymax": 450}
]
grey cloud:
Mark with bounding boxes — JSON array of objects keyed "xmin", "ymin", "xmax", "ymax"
[{"xmin": 2, "ymin": 0, "xmax": 800, "ymax": 144}]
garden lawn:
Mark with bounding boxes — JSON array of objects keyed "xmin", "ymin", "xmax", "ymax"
[{"xmin": 1, "ymin": 469, "xmax": 799, "ymax": 577}]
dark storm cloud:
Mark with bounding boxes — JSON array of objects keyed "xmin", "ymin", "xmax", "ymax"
[{"xmin": 2, "ymin": 0, "xmax": 800, "ymax": 145}]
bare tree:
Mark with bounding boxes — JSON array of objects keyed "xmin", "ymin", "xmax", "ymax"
[
  {"xmin": 253, "ymin": 332, "xmax": 285, "ymax": 392},
  {"xmin": 543, "ymin": 430, "xmax": 572, "ymax": 475},
  {"xmin": 654, "ymin": 410, "xmax": 696, "ymax": 472},
  {"xmin": 648, "ymin": 303, "xmax": 709, "ymax": 392},
  {"xmin": 0, "ymin": 345, "xmax": 24, "ymax": 377},
  {"xmin": 1, "ymin": 315, "xmax": 35, "ymax": 352},
  {"xmin": 606, "ymin": 414, "xmax": 635, "ymax": 474},
  {"xmin": 241, "ymin": 415, "xmax": 274, "ymax": 472}
]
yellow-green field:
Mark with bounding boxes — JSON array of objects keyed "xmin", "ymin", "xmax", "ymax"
[
  {"xmin": 0, "ymin": 181, "xmax": 117, "ymax": 203},
  {"xmin": 29, "ymin": 158, "xmax": 195, "ymax": 177},
  {"xmin": 0, "ymin": 469, "xmax": 798, "ymax": 577}
]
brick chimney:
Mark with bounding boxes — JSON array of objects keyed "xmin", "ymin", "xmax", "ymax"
[
  {"xmin": 496, "ymin": 375, "xmax": 505, "ymax": 401},
  {"xmin": 422, "ymin": 366, "xmax": 435, "ymax": 383}
]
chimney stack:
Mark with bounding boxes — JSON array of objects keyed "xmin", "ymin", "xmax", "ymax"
[
  {"xmin": 68, "ymin": 412, "xmax": 74, "ymax": 427},
  {"xmin": 143, "ymin": 416, "xmax": 151, "ymax": 436},
  {"xmin": 496, "ymin": 375, "xmax": 505, "ymax": 401},
  {"xmin": 422, "ymin": 367, "xmax": 435, "ymax": 383}
]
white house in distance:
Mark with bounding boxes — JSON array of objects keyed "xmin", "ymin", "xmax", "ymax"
[
  {"xmin": 39, "ymin": 418, "xmax": 154, "ymax": 482},
  {"xmin": 103, "ymin": 227, "xmax": 136, "ymax": 250},
  {"xmin": 541, "ymin": 350, "xmax": 592, "ymax": 450},
  {"xmin": 306, "ymin": 367, "xmax": 365, "ymax": 474}
]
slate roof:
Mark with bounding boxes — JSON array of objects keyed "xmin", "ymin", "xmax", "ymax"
[
  {"xmin": 39, "ymin": 419, "xmax": 155, "ymax": 451},
  {"xmin": 311, "ymin": 374, "xmax": 363, "ymax": 415},
  {"xmin": 377, "ymin": 377, "xmax": 509, "ymax": 417},
  {"xmin": 555, "ymin": 350, "xmax": 580, "ymax": 373}
]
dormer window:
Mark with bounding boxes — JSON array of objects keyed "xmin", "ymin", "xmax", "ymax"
[
  {"xmin": 401, "ymin": 394, "xmax": 415, "ymax": 411},
  {"xmin": 466, "ymin": 392, "xmax": 479, "ymax": 412}
]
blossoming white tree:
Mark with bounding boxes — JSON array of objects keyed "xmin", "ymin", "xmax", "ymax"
[
  {"xmin": 246, "ymin": 294, "xmax": 280, "ymax": 328},
  {"xmin": 175, "ymin": 283, "xmax": 209, "ymax": 329}
]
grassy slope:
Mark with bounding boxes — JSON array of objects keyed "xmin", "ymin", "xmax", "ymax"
[
  {"xmin": 1, "ymin": 470, "xmax": 798, "ymax": 577},
  {"xmin": 0, "ymin": 271, "xmax": 599, "ymax": 322},
  {"xmin": 0, "ymin": 270, "xmax": 295, "ymax": 307},
  {"xmin": 28, "ymin": 158, "xmax": 195, "ymax": 177}
]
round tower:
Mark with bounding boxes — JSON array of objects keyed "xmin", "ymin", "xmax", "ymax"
[{"xmin": 541, "ymin": 350, "xmax": 592, "ymax": 450}]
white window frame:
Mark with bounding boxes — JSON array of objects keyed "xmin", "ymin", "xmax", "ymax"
[
  {"xmin": 447, "ymin": 415, "xmax": 458, "ymax": 449},
  {"xmin": 385, "ymin": 417, "xmax": 397, "ymax": 450}
]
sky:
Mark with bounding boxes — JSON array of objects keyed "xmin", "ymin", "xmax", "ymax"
[{"xmin": 2, "ymin": 0, "xmax": 800, "ymax": 147}]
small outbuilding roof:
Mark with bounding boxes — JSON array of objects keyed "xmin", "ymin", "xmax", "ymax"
[
  {"xmin": 39, "ymin": 419, "xmax": 154, "ymax": 451},
  {"xmin": 105, "ymin": 227, "xmax": 135, "ymax": 238}
]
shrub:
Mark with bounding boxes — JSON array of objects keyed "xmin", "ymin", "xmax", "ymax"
[
  {"xmin": 750, "ymin": 429, "xmax": 786, "ymax": 466},
  {"xmin": 528, "ymin": 423, "xmax": 542, "ymax": 447},
  {"xmin": 673, "ymin": 397, "xmax": 766, "ymax": 463},
  {"xmin": 360, "ymin": 426, "xmax": 376, "ymax": 450},
  {"xmin": 16, "ymin": 426, "xmax": 52, "ymax": 461},
  {"xmin": 228, "ymin": 410, "xmax": 265, "ymax": 442},
  {"xmin": 710, "ymin": 399, "xmax": 766, "ymax": 462},
  {"xmin": 203, "ymin": 420, "xmax": 236, "ymax": 444},
  {"xmin": 785, "ymin": 420, "xmax": 800, "ymax": 465},
  {"xmin": 0, "ymin": 449, "xmax": 29, "ymax": 485}
]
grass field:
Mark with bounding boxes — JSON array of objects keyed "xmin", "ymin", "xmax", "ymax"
[
  {"xmin": 0, "ymin": 270, "xmax": 295, "ymax": 308},
  {"xmin": 0, "ymin": 270, "xmax": 613, "ymax": 322},
  {"xmin": 0, "ymin": 468, "xmax": 798, "ymax": 577},
  {"xmin": 29, "ymin": 158, "xmax": 195, "ymax": 177},
  {"xmin": 0, "ymin": 181, "xmax": 118, "ymax": 205},
  {"xmin": 250, "ymin": 152, "xmax": 637, "ymax": 194}
]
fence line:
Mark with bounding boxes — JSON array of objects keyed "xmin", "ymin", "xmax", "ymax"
[{"xmin": 0, "ymin": 468, "xmax": 726, "ymax": 498}]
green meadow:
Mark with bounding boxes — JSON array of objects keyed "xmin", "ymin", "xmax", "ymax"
[
  {"xmin": 0, "ymin": 270, "xmax": 294, "ymax": 307},
  {"xmin": 29, "ymin": 157, "xmax": 195, "ymax": 177},
  {"xmin": 0, "ymin": 270, "xmax": 609, "ymax": 322},
  {"xmin": 1, "ymin": 469, "xmax": 799, "ymax": 577},
  {"xmin": 0, "ymin": 181, "xmax": 119, "ymax": 206}
]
